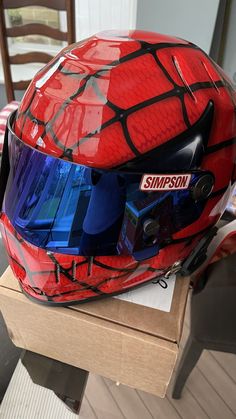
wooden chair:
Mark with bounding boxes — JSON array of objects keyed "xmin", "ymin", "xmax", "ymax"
[
  {"xmin": 0, "ymin": 0, "xmax": 75, "ymax": 103},
  {"xmin": 172, "ymin": 252, "xmax": 236, "ymax": 399}
]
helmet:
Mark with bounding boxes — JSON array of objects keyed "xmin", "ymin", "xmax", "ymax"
[{"xmin": 0, "ymin": 30, "xmax": 236, "ymax": 305}]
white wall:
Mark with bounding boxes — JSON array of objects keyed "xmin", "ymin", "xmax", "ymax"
[
  {"xmin": 75, "ymin": 0, "xmax": 137, "ymax": 40},
  {"xmin": 221, "ymin": 0, "xmax": 236, "ymax": 82},
  {"xmin": 136, "ymin": 0, "xmax": 220, "ymax": 53}
]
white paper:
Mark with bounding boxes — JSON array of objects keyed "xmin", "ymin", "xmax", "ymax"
[{"xmin": 116, "ymin": 274, "xmax": 176, "ymax": 312}]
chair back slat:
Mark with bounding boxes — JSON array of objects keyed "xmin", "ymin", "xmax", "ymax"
[
  {"xmin": 3, "ymin": 0, "xmax": 67, "ymax": 11},
  {"xmin": 0, "ymin": 0, "xmax": 75, "ymax": 102},
  {"xmin": 10, "ymin": 52, "xmax": 54, "ymax": 65},
  {"xmin": 6, "ymin": 24, "xmax": 68, "ymax": 42}
]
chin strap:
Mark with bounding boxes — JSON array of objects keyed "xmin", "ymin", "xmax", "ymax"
[
  {"xmin": 162, "ymin": 219, "xmax": 236, "ymax": 280},
  {"xmin": 180, "ymin": 219, "xmax": 236, "ymax": 277},
  {"xmin": 179, "ymin": 226, "xmax": 218, "ymax": 276}
]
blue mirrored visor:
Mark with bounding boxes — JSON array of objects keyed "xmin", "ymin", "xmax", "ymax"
[{"xmin": 3, "ymin": 122, "xmax": 210, "ymax": 260}]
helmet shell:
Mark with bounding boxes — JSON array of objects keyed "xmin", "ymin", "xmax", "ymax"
[
  {"xmin": 14, "ymin": 30, "xmax": 236, "ymax": 172},
  {"xmin": 1, "ymin": 30, "xmax": 235, "ymax": 305}
]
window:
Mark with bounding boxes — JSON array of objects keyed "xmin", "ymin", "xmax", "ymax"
[
  {"xmin": 6, "ymin": 6, "xmax": 66, "ymax": 54},
  {"xmin": 0, "ymin": 1, "xmax": 137, "ymax": 83},
  {"xmin": 0, "ymin": 6, "xmax": 67, "ymax": 83}
]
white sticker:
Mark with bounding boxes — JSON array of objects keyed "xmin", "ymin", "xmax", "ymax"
[{"xmin": 140, "ymin": 173, "xmax": 191, "ymax": 191}]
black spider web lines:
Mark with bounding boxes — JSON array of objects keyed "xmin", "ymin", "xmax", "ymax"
[
  {"xmin": 39, "ymin": 40, "xmax": 198, "ymax": 135},
  {"xmin": 145, "ymin": 42, "xmax": 192, "ymax": 128},
  {"xmin": 68, "ymin": 80, "xmax": 225, "ymax": 151},
  {"xmin": 6, "ymin": 222, "xmax": 169, "ymax": 301},
  {"xmin": 19, "ymin": 40, "xmax": 219, "ymax": 160},
  {"xmin": 7, "ymin": 40, "xmax": 234, "ymax": 302}
]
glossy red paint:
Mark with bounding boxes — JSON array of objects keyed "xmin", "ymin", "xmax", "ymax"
[
  {"xmin": 0, "ymin": 213, "xmax": 201, "ymax": 304},
  {"xmin": 1, "ymin": 30, "xmax": 236, "ymax": 304},
  {"xmin": 14, "ymin": 30, "xmax": 236, "ymax": 169}
]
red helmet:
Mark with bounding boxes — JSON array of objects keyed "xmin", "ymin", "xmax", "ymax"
[{"xmin": 0, "ymin": 30, "xmax": 236, "ymax": 305}]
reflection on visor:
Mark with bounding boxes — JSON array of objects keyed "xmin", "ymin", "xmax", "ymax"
[{"xmin": 2, "ymin": 125, "xmax": 208, "ymax": 260}]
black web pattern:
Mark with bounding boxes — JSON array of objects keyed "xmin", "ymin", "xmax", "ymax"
[
  {"xmin": 17, "ymin": 40, "xmax": 228, "ymax": 160},
  {"xmin": 10, "ymin": 39, "xmax": 236, "ymax": 303},
  {"xmin": 5, "ymin": 215, "xmax": 213, "ymax": 303},
  {"xmin": 7, "ymin": 226, "xmax": 168, "ymax": 301}
]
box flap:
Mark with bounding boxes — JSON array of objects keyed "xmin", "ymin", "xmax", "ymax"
[{"xmin": 0, "ymin": 267, "xmax": 190, "ymax": 343}]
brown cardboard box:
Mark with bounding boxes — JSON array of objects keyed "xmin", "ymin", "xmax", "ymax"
[{"xmin": 0, "ymin": 267, "xmax": 190, "ymax": 397}]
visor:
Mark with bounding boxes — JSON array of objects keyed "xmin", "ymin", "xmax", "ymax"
[{"xmin": 0, "ymin": 112, "xmax": 214, "ymax": 260}]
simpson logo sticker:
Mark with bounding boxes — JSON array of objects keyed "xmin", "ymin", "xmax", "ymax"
[{"xmin": 140, "ymin": 174, "xmax": 191, "ymax": 191}]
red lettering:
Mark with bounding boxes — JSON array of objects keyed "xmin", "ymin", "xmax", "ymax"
[
  {"xmin": 163, "ymin": 177, "xmax": 170, "ymax": 187},
  {"xmin": 180, "ymin": 175, "xmax": 188, "ymax": 188},
  {"xmin": 153, "ymin": 177, "xmax": 165, "ymax": 188},
  {"xmin": 141, "ymin": 174, "xmax": 191, "ymax": 190},
  {"xmin": 175, "ymin": 176, "xmax": 182, "ymax": 188},
  {"xmin": 143, "ymin": 176, "xmax": 152, "ymax": 189},
  {"xmin": 150, "ymin": 176, "xmax": 156, "ymax": 188},
  {"xmin": 169, "ymin": 176, "xmax": 176, "ymax": 188}
]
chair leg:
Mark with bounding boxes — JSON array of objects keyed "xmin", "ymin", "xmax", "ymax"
[{"xmin": 172, "ymin": 336, "xmax": 203, "ymax": 399}]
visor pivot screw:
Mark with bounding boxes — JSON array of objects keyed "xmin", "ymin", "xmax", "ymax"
[
  {"xmin": 191, "ymin": 174, "xmax": 214, "ymax": 200},
  {"xmin": 143, "ymin": 218, "xmax": 159, "ymax": 236}
]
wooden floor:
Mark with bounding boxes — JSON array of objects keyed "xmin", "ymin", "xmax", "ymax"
[{"xmin": 80, "ymin": 298, "xmax": 236, "ymax": 419}]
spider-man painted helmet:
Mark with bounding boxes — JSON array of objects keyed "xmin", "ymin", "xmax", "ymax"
[{"xmin": 0, "ymin": 30, "xmax": 236, "ymax": 305}]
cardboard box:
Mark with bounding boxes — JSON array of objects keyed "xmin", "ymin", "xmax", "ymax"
[{"xmin": 0, "ymin": 267, "xmax": 189, "ymax": 397}]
